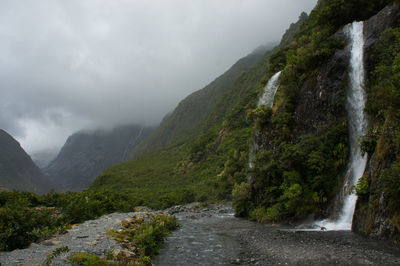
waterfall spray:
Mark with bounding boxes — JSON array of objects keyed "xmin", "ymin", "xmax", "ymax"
[{"xmin": 316, "ymin": 21, "xmax": 368, "ymax": 230}]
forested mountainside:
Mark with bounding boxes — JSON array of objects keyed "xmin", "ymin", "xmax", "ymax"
[
  {"xmin": 3, "ymin": 0, "xmax": 400, "ymax": 255},
  {"xmin": 128, "ymin": 44, "xmax": 275, "ymax": 159},
  {"xmin": 0, "ymin": 129, "xmax": 52, "ymax": 193},
  {"xmin": 92, "ymin": 0, "xmax": 400, "ymax": 242},
  {"xmin": 90, "ymin": 15, "xmax": 308, "ymax": 207},
  {"xmin": 45, "ymin": 125, "xmax": 152, "ymax": 192}
]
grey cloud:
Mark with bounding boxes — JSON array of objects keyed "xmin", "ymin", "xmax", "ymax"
[{"xmin": 0, "ymin": 0, "xmax": 317, "ymax": 153}]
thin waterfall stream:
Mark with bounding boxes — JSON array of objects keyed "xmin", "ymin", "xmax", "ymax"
[
  {"xmin": 316, "ymin": 21, "xmax": 368, "ymax": 231},
  {"xmin": 248, "ymin": 71, "xmax": 281, "ymax": 168}
]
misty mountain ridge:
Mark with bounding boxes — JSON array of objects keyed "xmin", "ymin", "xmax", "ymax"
[
  {"xmin": 91, "ymin": 14, "xmax": 307, "ymax": 204},
  {"xmin": 31, "ymin": 147, "xmax": 59, "ymax": 169},
  {"xmin": 0, "ymin": 129, "xmax": 53, "ymax": 193},
  {"xmin": 3, "ymin": 1, "xmax": 400, "ymax": 262},
  {"xmin": 128, "ymin": 43, "xmax": 277, "ymax": 159},
  {"xmin": 44, "ymin": 124, "xmax": 153, "ymax": 192}
]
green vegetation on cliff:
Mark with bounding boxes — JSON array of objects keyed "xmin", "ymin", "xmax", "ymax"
[
  {"xmin": 355, "ymin": 23, "xmax": 400, "ymax": 241},
  {"xmin": 233, "ymin": 0, "xmax": 395, "ymax": 223},
  {"xmin": 4, "ymin": 0, "xmax": 400, "ymax": 253},
  {"xmin": 92, "ymin": 0, "xmax": 396, "ymax": 226}
]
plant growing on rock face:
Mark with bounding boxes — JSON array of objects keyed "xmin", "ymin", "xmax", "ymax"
[
  {"xmin": 360, "ymin": 134, "xmax": 378, "ymax": 156},
  {"xmin": 248, "ymin": 106, "xmax": 273, "ymax": 130}
]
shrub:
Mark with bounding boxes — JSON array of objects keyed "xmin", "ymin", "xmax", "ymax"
[{"xmin": 232, "ymin": 182, "xmax": 252, "ymax": 217}]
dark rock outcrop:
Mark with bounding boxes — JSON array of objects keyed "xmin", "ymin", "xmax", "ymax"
[
  {"xmin": 280, "ymin": 12, "xmax": 308, "ymax": 47},
  {"xmin": 0, "ymin": 129, "xmax": 53, "ymax": 193},
  {"xmin": 44, "ymin": 125, "xmax": 152, "ymax": 192},
  {"xmin": 352, "ymin": 3, "xmax": 400, "ymax": 242}
]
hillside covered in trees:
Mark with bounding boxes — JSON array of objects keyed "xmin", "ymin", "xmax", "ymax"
[{"xmin": 2, "ymin": 0, "xmax": 400, "ymax": 254}]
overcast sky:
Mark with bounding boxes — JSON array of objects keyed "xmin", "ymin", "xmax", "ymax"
[{"xmin": 0, "ymin": 0, "xmax": 317, "ymax": 154}]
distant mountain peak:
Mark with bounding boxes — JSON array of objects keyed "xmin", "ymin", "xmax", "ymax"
[{"xmin": 0, "ymin": 129, "xmax": 53, "ymax": 193}]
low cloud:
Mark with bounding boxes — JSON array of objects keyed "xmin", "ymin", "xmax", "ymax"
[{"xmin": 0, "ymin": 0, "xmax": 317, "ymax": 153}]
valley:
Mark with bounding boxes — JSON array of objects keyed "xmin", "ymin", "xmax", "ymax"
[
  {"xmin": 1, "ymin": 0, "xmax": 400, "ymax": 265},
  {"xmin": 1, "ymin": 203, "xmax": 399, "ymax": 265}
]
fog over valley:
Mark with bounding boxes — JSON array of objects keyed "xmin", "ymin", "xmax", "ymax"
[{"xmin": 0, "ymin": 0, "xmax": 317, "ymax": 153}]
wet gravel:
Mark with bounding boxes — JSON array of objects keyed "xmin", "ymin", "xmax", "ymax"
[
  {"xmin": 1, "ymin": 204, "xmax": 399, "ymax": 265},
  {"xmin": 155, "ymin": 203, "xmax": 400, "ymax": 266}
]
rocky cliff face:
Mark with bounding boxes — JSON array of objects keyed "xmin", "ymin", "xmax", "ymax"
[
  {"xmin": 0, "ymin": 129, "xmax": 52, "ymax": 193},
  {"xmin": 45, "ymin": 125, "xmax": 152, "ymax": 192},
  {"xmin": 352, "ymin": 3, "xmax": 400, "ymax": 242},
  {"xmin": 248, "ymin": 2, "xmax": 400, "ymax": 242}
]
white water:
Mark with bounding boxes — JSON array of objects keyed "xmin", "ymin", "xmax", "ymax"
[
  {"xmin": 258, "ymin": 71, "xmax": 282, "ymax": 107},
  {"xmin": 316, "ymin": 21, "xmax": 368, "ymax": 231},
  {"xmin": 249, "ymin": 71, "xmax": 281, "ymax": 168}
]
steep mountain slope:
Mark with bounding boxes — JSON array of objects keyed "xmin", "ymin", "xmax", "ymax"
[
  {"xmin": 129, "ymin": 45, "xmax": 275, "ymax": 159},
  {"xmin": 45, "ymin": 125, "xmax": 152, "ymax": 192},
  {"xmin": 0, "ymin": 129, "xmax": 52, "ymax": 193},
  {"xmin": 91, "ymin": 16, "xmax": 309, "ymax": 208},
  {"xmin": 232, "ymin": 0, "xmax": 399, "ymax": 241},
  {"xmin": 92, "ymin": 0, "xmax": 400, "ymax": 242}
]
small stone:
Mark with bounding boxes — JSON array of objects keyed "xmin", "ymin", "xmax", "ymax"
[{"xmin": 42, "ymin": 239, "xmax": 61, "ymax": 246}]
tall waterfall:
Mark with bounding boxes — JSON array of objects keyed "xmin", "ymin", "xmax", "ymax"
[
  {"xmin": 317, "ymin": 21, "xmax": 368, "ymax": 230},
  {"xmin": 249, "ymin": 71, "xmax": 281, "ymax": 168}
]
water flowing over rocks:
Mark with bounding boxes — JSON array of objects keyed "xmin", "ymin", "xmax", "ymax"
[{"xmin": 315, "ymin": 20, "xmax": 367, "ymax": 231}]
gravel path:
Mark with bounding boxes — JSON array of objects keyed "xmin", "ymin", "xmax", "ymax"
[{"xmin": 0, "ymin": 212, "xmax": 137, "ymax": 265}]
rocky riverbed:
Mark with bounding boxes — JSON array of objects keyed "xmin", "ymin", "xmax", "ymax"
[
  {"xmin": 0, "ymin": 203, "xmax": 399, "ymax": 265},
  {"xmin": 154, "ymin": 204, "xmax": 400, "ymax": 265}
]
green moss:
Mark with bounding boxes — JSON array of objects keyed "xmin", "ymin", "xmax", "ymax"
[{"xmin": 68, "ymin": 252, "xmax": 110, "ymax": 266}]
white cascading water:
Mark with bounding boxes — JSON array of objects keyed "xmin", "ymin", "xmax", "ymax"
[
  {"xmin": 316, "ymin": 21, "xmax": 368, "ymax": 230},
  {"xmin": 258, "ymin": 71, "xmax": 282, "ymax": 107},
  {"xmin": 249, "ymin": 71, "xmax": 282, "ymax": 168}
]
